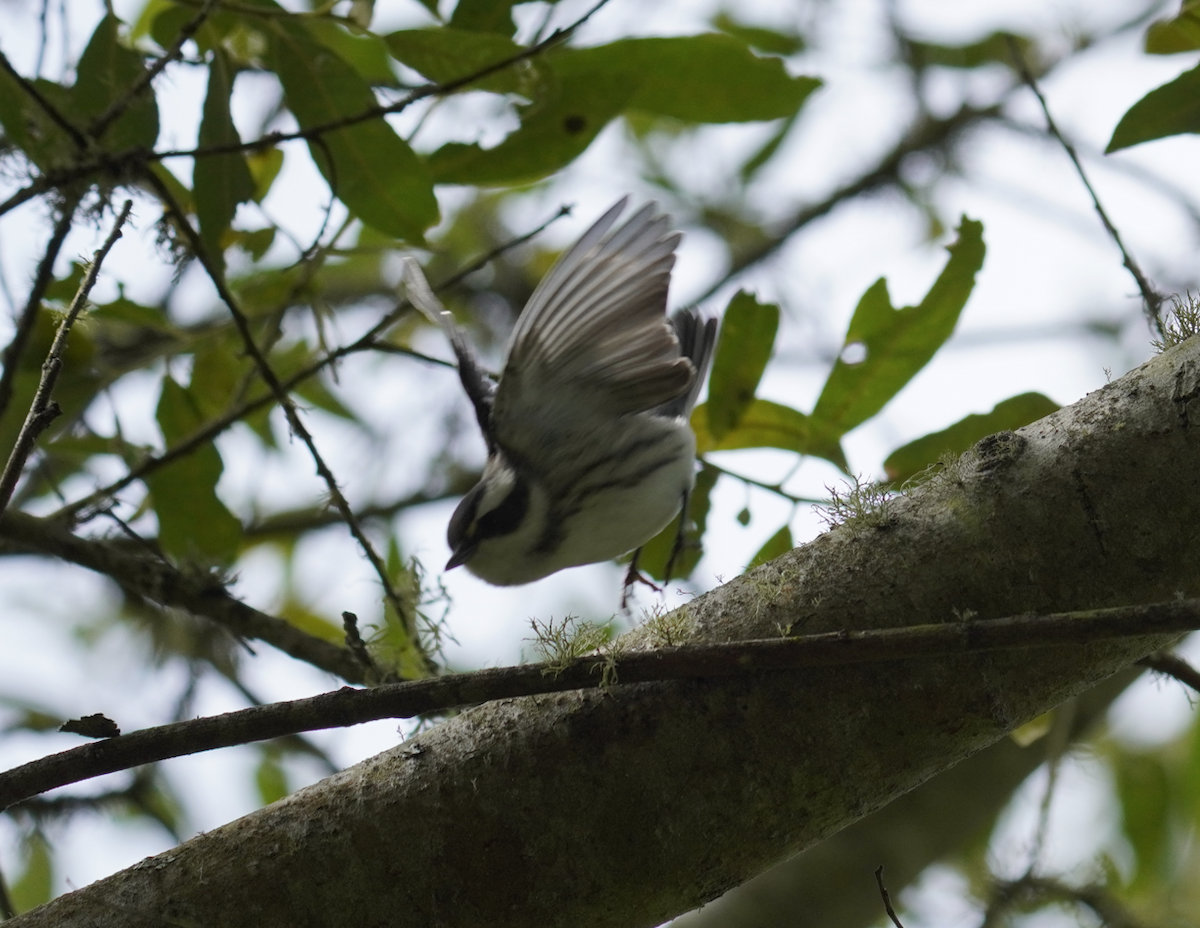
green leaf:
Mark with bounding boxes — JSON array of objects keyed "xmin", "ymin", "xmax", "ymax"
[
  {"xmin": 149, "ymin": 162, "xmax": 195, "ymax": 214},
  {"xmin": 557, "ymin": 35, "xmax": 820, "ymax": 123},
  {"xmin": 1113, "ymin": 751, "xmax": 1171, "ymax": 889},
  {"xmin": 230, "ymin": 227, "xmax": 277, "ymax": 260},
  {"xmin": 255, "ymin": 749, "xmax": 290, "ymax": 805},
  {"xmin": 636, "ymin": 463, "xmax": 719, "ymax": 581},
  {"xmin": 0, "ymin": 311, "xmax": 103, "ymax": 480},
  {"xmin": 448, "ymin": 0, "xmax": 518, "ymax": 36},
  {"xmin": 278, "ymin": 600, "xmax": 344, "ymax": 643},
  {"xmin": 428, "ymin": 65, "xmax": 637, "ymax": 185},
  {"xmin": 908, "ymin": 31, "xmax": 1031, "ymax": 71},
  {"xmin": 72, "ymin": 14, "xmax": 160, "ymax": 150},
  {"xmin": 306, "ymin": 20, "xmax": 400, "ymax": 87},
  {"xmin": 692, "ymin": 398, "xmax": 846, "ymax": 470},
  {"xmin": 883, "ymin": 392, "xmax": 1060, "ymax": 483},
  {"xmin": 247, "ymin": 148, "xmax": 285, "ymax": 202},
  {"xmin": 0, "ymin": 73, "xmax": 80, "ymax": 170},
  {"xmin": 195, "ymin": 49, "xmax": 256, "ymax": 278},
  {"xmin": 1145, "ymin": 1, "xmax": 1200, "ymax": 54},
  {"xmin": 811, "ymin": 216, "xmax": 985, "ymax": 436},
  {"xmin": 706, "ymin": 291, "xmax": 779, "ymax": 440},
  {"xmin": 10, "ymin": 833, "xmax": 54, "ymax": 914},
  {"xmin": 190, "ymin": 338, "xmax": 252, "ymax": 420},
  {"xmin": 747, "ymin": 524, "xmax": 792, "ymax": 570},
  {"xmin": 426, "ymin": 33, "xmax": 820, "ymax": 186},
  {"xmin": 264, "ymin": 17, "xmax": 438, "ymax": 241},
  {"xmin": 1106, "ymin": 62, "xmax": 1200, "ymax": 152},
  {"xmin": 146, "ymin": 376, "xmax": 242, "ymax": 564},
  {"xmin": 712, "ymin": 13, "xmax": 805, "ymax": 56},
  {"xmin": 383, "ymin": 27, "xmax": 531, "ymax": 94},
  {"xmin": 739, "ymin": 112, "xmax": 798, "ymax": 182}
]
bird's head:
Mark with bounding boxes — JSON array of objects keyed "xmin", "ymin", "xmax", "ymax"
[{"xmin": 446, "ymin": 453, "xmax": 531, "ymax": 572}]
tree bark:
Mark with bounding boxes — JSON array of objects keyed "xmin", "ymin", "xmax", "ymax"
[{"xmin": 11, "ymin": 338, "xmax": 1200, "ymax": 927}]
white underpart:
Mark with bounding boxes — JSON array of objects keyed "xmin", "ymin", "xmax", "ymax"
[{"xmin": 464, "ymin": 414, "xmax": 695, "ymax": 587}]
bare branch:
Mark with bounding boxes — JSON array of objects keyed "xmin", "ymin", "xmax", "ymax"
[
  {"xmin": 2, "ymin": 596, "xmax": 1196, "ymax": 812},
  {"xmin": 694, "ymin": 103, "xmax": 999, "ymax": 304},
  {"xmin": 1138, "ymin": 649, "xmax": 1200, "ymax": 693},
  {"xmin": 55, "ymin": 203, "xmax": 571, "ymax": 525},
  {"xmin": 243, "ymin": 480, "xmax": 476, "ymax": 539},
  {"xmin": 0, "ymin": 509, "xmax": 365, "ymax": 683},
  {"xmin": 0, "ymin": 200, "xmax": 133, "ymax": 518},
  {"xmin": 874, "ymin": 867, "xmax": 907, "ymax": 928},
  {"xmin": 144, "ymin": 171, "xmax": 430, "ymax": 673}
]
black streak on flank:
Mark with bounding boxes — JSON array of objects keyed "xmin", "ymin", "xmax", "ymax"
[{"xmin": 563, "ymin": 115, "xmax": 587, "ymax": 135}]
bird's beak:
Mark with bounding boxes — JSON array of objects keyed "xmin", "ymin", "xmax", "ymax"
[{"xmin": 446, "ymin": 543, "xmax": 476, "ymax": 570}]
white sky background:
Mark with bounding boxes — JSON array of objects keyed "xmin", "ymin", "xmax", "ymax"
[{"xmin": 0, "ymin": 0, "xmax": 1198, "ymax": 919}]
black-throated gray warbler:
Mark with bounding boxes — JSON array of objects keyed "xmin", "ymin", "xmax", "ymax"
[{"xmin": 402, "ymin": 198, "xmax": 716, "ymax": 586}]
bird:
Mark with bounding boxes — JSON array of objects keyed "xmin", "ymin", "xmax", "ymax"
[{"xmin": 402, "ymin": 197, "xmax": 717, "ymax": 587}]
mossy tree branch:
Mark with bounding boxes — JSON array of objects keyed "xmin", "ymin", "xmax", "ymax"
[{"xmin": 8, "ymin": 322, "xmax": 1200, "ymax": 928}]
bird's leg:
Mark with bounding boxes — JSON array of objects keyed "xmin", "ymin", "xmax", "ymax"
[
  {"xmin": 621, "ymin": 549, "xmax": 662, "ymax": 611},
  {"xmin": 662, "ymin": 488, "xmax": 692, "ymax": 584}
]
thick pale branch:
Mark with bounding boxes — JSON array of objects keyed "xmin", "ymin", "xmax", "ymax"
[{"xmin": 9, "ymin": 335, "xmax": 1200, "ymax": 928}]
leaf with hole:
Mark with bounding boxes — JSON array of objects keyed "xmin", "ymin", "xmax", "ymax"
[
  {"xmin": 811, "ymin": 216, "xmax": 985, "ymax": 436},
  {"xmin": 557, "ymin": 34, "xmax": 820, "ymax": 123},
  {"xmin": 384, "ymin": 27, "xmax": 535, "ymax": 95}
]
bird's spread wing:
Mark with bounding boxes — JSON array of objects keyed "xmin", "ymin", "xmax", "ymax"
[{"xmin": 494, "ymin": 199, "xmax": 693, "ymax": 449}]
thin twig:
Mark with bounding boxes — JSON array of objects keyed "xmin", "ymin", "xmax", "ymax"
[
  {"xmin": 144, "ymin": 172, "xmax": 431, "ymax": 674},
  {"xmin": 244, "ymin": 481, "xmax": 476, "ymax": 538},
  {"xmin": 0, "ymin": 509, "xmax": 365, "ymax": 682},
  {"xmin": 88, "ymin": 0, "xmax": 220, "ymax": 141},
  {"xmin": 1006, "ymin": 36, "xmax": 1166, "ymax": 336},
  {"xmin": 0, "ymin": 195, "xmax": 81, "ymax": 423},
  {"xmin": 694, "ymin": 103, "xmax": 999, "ymax": 304},
  {"xmin": 701, "ymin": 459, "xmax": 825, "ymax": 506},
  {"xmin": 342, "ymin": 610, "xmax": 388, "ymax": 683},
  {"xmin": 874, "ymin": 866, "xmax": 906, "ymax": 928},
  {"xmin": 1138, "ymin": 650, "xmax": 1200, "ymax": 694},
  {"xmin": 2, "ymin": 596, "xmax": 1197, "ymax": 812},
  {"xmin": 0, "ymin": 200, "xmax": 133, "ymax": 519},
  {"xmin": 987, "ymin": 875, "xmax": 1150, "ymax": 928}
]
